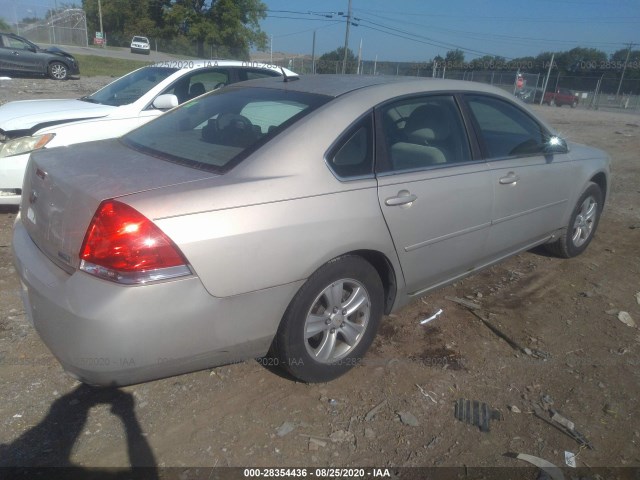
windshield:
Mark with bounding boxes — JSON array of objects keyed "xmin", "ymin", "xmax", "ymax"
[
  {"xmin": 123, "ymin": 87, "xmax": 330, "ymax": 174},
  {"xmin": 81, "ymin": 66, "xmax": 177, "ymax": 106},
  {"xmin": 133, "ymin": 36, "xmax": 148, "ymax": 43}
]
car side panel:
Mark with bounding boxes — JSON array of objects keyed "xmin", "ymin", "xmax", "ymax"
[
  {"xmin": 148, "ymin": 186, "xmax": 401, "ymax": 299},
  {"xmin": 485, "ymin": 153, "xmax": 575, "ymax": 257}
]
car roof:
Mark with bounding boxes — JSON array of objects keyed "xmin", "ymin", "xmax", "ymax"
[
  {"xmin": 146, "ymin": 59, "xmax": 298, "ymax": 77},
  {"xmin": 228, "ymin": 74, "xmax": 521, "ymax": 99}
]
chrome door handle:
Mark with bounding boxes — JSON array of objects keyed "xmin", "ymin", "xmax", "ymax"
[
  {"xmin": 499, "ymin": 172, "xmax": 520, "ymax": 185},
  {"xmin": 385, "ymin": 192, "xmax": 417, "ymax": 206}
]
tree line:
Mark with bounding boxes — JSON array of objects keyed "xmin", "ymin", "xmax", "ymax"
[
  {"xmin": 318, "ymin": 46, "xmax": 640, "ymax": 81},
  {"xmin": 80, "ymin": 0, "xmax": 268, "ymax": 59}
]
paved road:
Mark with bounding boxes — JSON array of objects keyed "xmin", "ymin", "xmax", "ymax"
[{"xmin": 42, "ymin": 43, "xmax": 186, "ymax": 62}]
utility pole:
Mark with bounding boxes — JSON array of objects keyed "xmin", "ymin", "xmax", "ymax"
[
  {"xmin": 540, "ymin": 53, "xmax": 555, "ymax": 106},
  {"xmin": 270, "ymin": 35, "xmax": 273, "ymax": 63},
  {"xmin": 357, "ymin": 38, "xmax": 362, "ymax": 75},
  {"xmin": 98, "ymin": 0, "xmax": 104, "ymax": 48},
  {"xmin": 311, "ymin": 30, "xmax": 316, "ymax": 74},
  {"xmin": 616, "ymin": 43, "xmax": 634, "ymax": 98},
  {"xmin": 341, "ymin": 0, "xmax": 352, "ymax": 74}
]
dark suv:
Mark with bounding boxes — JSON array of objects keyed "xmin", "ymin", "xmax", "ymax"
[{"xmin": 0, "ymin": 32, "xmax": 79, "ymax": 80}]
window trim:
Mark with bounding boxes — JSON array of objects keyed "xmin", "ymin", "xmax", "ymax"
[
  {"xmin": 323, "ymin": 110, "xmax": 376, "ymax": 182},
  {"xmin": 461, "ymin": 93, "xmax": 561, "ymax": 162}
]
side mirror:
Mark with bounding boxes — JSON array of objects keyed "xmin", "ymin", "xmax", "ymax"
[
  {"xmin": 545, "ymin": 135, "xmax": 568, "ymax": 154},
  {"xmin": 152, "ymin": 94, "xmax": 178, "ymax": 110}
]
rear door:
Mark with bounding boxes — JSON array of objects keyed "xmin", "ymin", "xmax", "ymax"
[
  {"xmin": 464, "ymin": 94, "xmax": 574, "ymax": 259},
  {"xmin": 375, "ymin": 94, "xmax": 493, "ymax": 295}
]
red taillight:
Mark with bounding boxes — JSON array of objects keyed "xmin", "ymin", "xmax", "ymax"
[{"xmin": 80, "ymin": 200, "xmax": 190, "ymax": 284}]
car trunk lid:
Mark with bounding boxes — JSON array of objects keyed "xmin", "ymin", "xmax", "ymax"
[{"xmin": 20, "ymin": 139, "xmax": 218, "ymax": 272}]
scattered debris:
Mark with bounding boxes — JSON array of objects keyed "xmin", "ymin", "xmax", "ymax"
[
  {"xmin": 605, "ymin": 309, "xmax": 619, "ymax": 316},
  {"xmin": 507, "ymin": 452, "xmax": 565, "ymax": 480},
  {"xmin": 541, "ymin": 394, "xmax": 554, "ymax": 406},
  {"xmin": 364, "ymin": 400, "xmax": 387, "ymax": 422},
  {"xmin": 603, "ymin": 403, "xmax": 618, "ymax": 417},
  {"xmin": 308, "ymin": 437, "xmax": 327, "ymax": 451},
  {"xmin": 420, "ymin": 308, "xmax": 443, "ymax": 325},
  {"xmin": 551, "ymin": 411, "xmax": 575, "ymax": 431},
  {"xmin": 397, "ymin": 411, "xmax": 419, "ymax": 427},
  {"xmin": 454, "ymin": 398, "xmax": 501, "ymax": 432},
  {"xmin": 445, "ymin": 296, "xmax": 481, "ymax": 310},
  {"xmin": 564, "ymin": 451, "xmax": 577, "ymax": 468},
  {"xmin": 329, "ymin": 430, "xmax": 355, "ymax": 443},
  {"xmin": 636, "ymin": 292, "xmax": 640, "ymax": 305},
  {"xmin": 468, "ymin": 310, "xmax": 550, "ymax": 359},
  {"xmin": 509, "ymin": 405, "xmax": 521, "ymax": 414},
  {"xmin": 328, "ymin": 398, "xmax": 338, "ymax": 407},
  {"xmin": 579, "ymin": 291, "xmax": 594, "ymax": 298},
  {"xmin": 532, "ymin": 405, "xmax": 593, "ymax": 450},
  {"xmin": 618, "ymin": 311, "xmax": 636, "ymax": 328},
  {"xmin": 276, "ymin": 421, "xmax": 295, "ymax": 437},
  {"xmin": 12, "ymin": 414, "xmax": 22, "ymax": 418},
  {"xmin": 416, "ymin": 384, "xmax": 437, "ymax": 404}
]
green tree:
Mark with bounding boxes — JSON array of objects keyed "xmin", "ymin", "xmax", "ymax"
[
  {"xmin": 445, "ymin": 49, "xmax": 465, "ymax": 68},
  {"xmin": 0, "ymin": 17, "xmax": 11, "ymax": 31},
  {"xmin": 611, "ymin": 47, "xmax": 640, "ymax": 80},
  {"xmin": 316, "ymin": 47, "xmax": 357, "ymax": 74},
  {"xmin": 163, "ymin": 0, "xmax": 268, "ymax": 59},
  {"xmin": 83, "ymin": 0, "xmax": 157, "ymax": 46},
  {"xmin": 559, "ymin": 47, "xmax": 607, "ymax": 73}
]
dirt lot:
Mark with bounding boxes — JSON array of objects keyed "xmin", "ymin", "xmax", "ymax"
[{"xmin": 0, "ymin": 77, "xmax": 639, "ymax": 477}]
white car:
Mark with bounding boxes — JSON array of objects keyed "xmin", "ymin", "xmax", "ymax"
[
  {"xmin": 130, "ymin": 36, "xmax": 150, "ymax": 55},
  {"xmin": 0, "ymin": 60, "xmax": 297, "ymax": 205}
]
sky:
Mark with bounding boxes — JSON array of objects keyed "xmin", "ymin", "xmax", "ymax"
[
  {"xmin": 260, "ymin": 0, "xmax": 640, "ymax": 61},
  {"xmin": 1, "ymin": 0, "xmax": 638, "ymax": 62}
]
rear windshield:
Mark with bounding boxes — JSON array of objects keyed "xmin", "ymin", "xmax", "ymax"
[
  {"xmin": 123, "ymin": 87, "xmax": 331, "ymax": 173},
  {"xmin": 81, "ymin": 66, "xmax": 177, "ymax": 106}
]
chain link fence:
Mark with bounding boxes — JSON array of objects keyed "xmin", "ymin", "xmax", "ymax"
[
  {"xmin": 267, "ymin": 57, "xmax": 640, "ymax": 113},
  {"xmin": 12, "ymin": 8, "xmax": 88, "ymax": 48}
]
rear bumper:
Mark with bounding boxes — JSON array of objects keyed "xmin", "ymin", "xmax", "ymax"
[{"xmin": 12, "ymin": 218, "xmax": 301, "ymax": 386}]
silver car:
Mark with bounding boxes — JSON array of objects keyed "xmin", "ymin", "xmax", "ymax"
[{"xmin": 12, "ymin": 75, "xmax": 610, "ymax": 386}]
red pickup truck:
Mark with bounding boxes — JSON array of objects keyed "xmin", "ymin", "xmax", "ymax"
[{"xmin": 544, "ymin": 87, "xmax": 579, "ymax": 108}]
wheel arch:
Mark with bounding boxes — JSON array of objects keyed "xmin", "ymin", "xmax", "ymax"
[
  {"xmin": 589, "ymin": 171, "xmax": 608, "ymax": 206},
  {"xmin": 338, "ymin": 249, "xmax": 398, "ymax": 315}
]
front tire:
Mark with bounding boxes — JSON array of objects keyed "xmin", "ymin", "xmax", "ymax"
[
  {"xmin": 546, "ymin": 182, "xmax": 603, "ymax": 258},
  {"xmin": 271, "ymin": 255, "xmax": 383, "ymax": 383},
  {"xmin": 48, "ymin": 62, "xmax": 68, "ymax": 80}
]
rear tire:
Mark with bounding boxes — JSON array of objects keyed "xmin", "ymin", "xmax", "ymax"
[
  {"xmin": 48, "ymin": 62, "xmax": 68, "ymax": 80},
  {"xmin": 545, "ymin": 182, "xmax": 603, "ymax": 258},
  {"xmin": 270, "ymin": 255, "xmax": 383, "ymax": 383}
]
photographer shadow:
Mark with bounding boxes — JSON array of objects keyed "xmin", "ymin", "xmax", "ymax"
[{"xmin": 0, "ymin": 384, "xmax": 158, "ymax": 479}]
